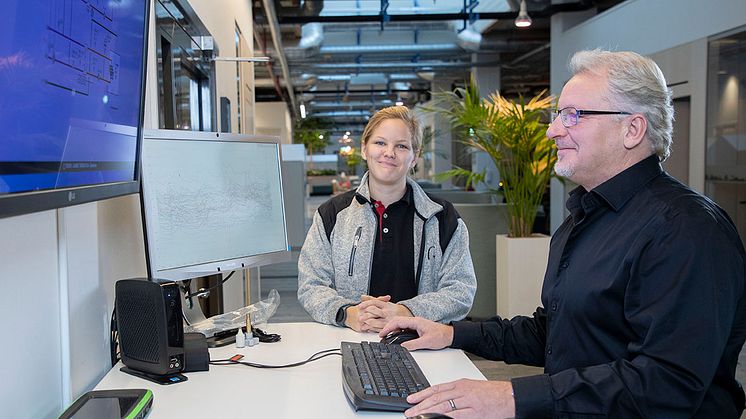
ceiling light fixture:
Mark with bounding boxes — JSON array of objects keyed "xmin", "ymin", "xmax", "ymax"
[{"xmin": 514, "ymin": 0, "xmax": 532, "ymax": 28}]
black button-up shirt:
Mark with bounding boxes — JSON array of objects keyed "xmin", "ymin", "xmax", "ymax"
[{"xmin": 452, "ymin": 156, "xmax": 746, "ymax": 418}]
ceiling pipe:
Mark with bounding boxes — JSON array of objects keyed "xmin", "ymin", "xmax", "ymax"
[
  {"xmin": 261, "ymin": 0, "xmax": 298, "ymax": 117},
  {"xmin": 276, "ymin": 0, "xmax": 596, "ymax": 24},
  {"xmin": 304, "ymin": 60, "xmax": 500, "ymax": 70}
]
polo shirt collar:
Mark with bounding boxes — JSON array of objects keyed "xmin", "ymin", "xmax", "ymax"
[{"xmin": 354, "ymin": 172, "xmax": 442, "ymax": 218}]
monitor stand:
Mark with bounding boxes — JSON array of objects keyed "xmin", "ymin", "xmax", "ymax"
[
  {"xmin": 180, "ymin": 281, "xmax": 208, "ymax": 326},
  {"xmin": 179, "ymin": 280, "xmax": 237, "ymax": 347}
]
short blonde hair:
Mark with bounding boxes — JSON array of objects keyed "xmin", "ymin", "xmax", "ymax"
[{"xmin": 361, "ymin": 106, "xmax": 422, "ymax": 156}]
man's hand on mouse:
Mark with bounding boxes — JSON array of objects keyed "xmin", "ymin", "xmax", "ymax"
[
  {"xmin": 379, "ymin": 316, "xmax": 454, "ymax": 351},
  {"xmin": 357, "ymin": 294, "xmax": 413, "ymax": 332},
  {"xmin": 404, "ymin": 379, "xmax": 515, "ymax": 419}
]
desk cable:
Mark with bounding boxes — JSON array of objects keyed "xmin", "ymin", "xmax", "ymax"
[
  {"xmin": 181, "ymin": 271, "xmax": 235, "ymax": 301},
  {"xmin": 110, "ymin": 307, "xmax": 120, "ymax": 367},
  {"xmin": 210, "ymin": 348, "xmax": 341, "ymax": 369}
]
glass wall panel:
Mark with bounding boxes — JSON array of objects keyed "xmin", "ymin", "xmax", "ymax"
[
  {"xmin": 706, "ymin": 27, "xmax": 746, "ymax": 243},
  {"xmin": 155, "ymin": 0, "xmax": 214, "ymax": 131}
]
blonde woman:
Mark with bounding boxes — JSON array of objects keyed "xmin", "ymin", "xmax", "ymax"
[{"xmin": 298, "ymin": 106, "xmax": 477, "ymax": 332}]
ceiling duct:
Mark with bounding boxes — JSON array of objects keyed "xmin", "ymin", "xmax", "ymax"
[
  {"xmin": 456, "ymin": 27, "xmax": 482, "ymax": 51},
  {"xmin": 306, "ymin": 60, "xmax": 497, "ymax": 70},
  {"xmin": 416, "ymin": 71, "xmax": 436, "ymax": 81},
  {"xmin": 310, "ymin": 100, "xmax": 393, "ymax": 109},
  {"xmin": 349, "ymin": 73, "xmax": 388, "ymax": 85},
  {"xmin": 312, "ymin": 73, "xmax": 420, "ymax": 82},
  {"xmin": 299, "ymin": 23, "xmax": 324, "ymax": 49},
  {"xmin": 312, "ymin": 110, "xmax": 372, "ymax": 118},
  {"xmin": 297, "ymin": 73, "xmax": 318, "ymax": 86},
  {"xmin": 319, "ymin": 43, "xmax": 461, "ymax": 54},
  {"xmin": 298, "ymin": 93, "xmax": 315, "ymax": 102}
]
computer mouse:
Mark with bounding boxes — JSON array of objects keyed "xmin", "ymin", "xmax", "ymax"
[
  {"xmin": 380, "ymin": 328, "xmax": 419, "ymax": 345},
  {"xmin": 407, "ymin": 413, "xmax": 453, "ymax": 419}
]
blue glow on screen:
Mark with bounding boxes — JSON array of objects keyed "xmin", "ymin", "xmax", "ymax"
[{"xmin": 0, "ymin": 0, "xmax": 147, "ymax": 195}]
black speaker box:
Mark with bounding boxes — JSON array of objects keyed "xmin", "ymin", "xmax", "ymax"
[{"xmin": 115, "ymin": 279, "xmax": 185, "ymax": 376}]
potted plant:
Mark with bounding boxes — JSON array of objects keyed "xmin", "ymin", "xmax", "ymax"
[
  {"xmin": 428, "ymin": 78, "xmax": 556, "ymax": 317},
  {"xmin": 429, "ymin": 79, "xmax": 556, "ymax": 237}
]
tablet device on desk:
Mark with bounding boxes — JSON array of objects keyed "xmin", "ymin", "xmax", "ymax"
[{"xmin": 59, "ymin": 389, "xmax": 153, "ymax": 419}]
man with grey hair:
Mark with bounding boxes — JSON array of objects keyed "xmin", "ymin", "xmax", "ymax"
[{"xmin": 382, "ymin": 49, "xmax": 746, "ymax": 418}]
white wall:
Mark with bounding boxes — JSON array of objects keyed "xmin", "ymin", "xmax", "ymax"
[
  {"xmin": 256, "ymin": 102, "xmax": 294, "ymax": 144},
  {"xmin": 0, "ymin": 212, "xmax": 62, "ymax": 419},
  {"xmin": 549, "ymin": 0, "xmax": 746, "ymax": 232},
  {"xmin": 0, "ymin": 1, "xmax": 256, "ymax": 417}
]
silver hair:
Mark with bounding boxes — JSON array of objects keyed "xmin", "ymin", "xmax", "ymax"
[{"xmin": 569, "ymin": 49, "xmax": 674, "ymax": 161}]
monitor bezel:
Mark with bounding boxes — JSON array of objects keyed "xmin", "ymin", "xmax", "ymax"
[
  {"xmin": 140, "ymin": 129, "xmax": 291, "ymax": 282},
  {"xmin": 0, "ymin": 0, "xmax": 152, "ymax": 220}
]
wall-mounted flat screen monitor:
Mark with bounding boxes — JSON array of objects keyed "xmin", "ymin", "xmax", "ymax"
[
  {"xmin": 0, "ymin": 0, "xmax": 150, "ymax": 218},
  {"xmin": 140, "ymin": 130, "xmax": 290, "ymax": 281}
]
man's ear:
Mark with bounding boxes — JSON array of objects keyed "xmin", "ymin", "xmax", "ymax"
[{"xmin": 623, "ymin": 114, "xmax": 647, "ymax": 150}]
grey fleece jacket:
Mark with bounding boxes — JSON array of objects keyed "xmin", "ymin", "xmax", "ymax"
[{"xmin": 297, "ymin": 172, "xmax": 477, "ymax": 326}]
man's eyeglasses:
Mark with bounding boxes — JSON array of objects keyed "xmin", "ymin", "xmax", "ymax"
[{"xmin": 552, "ymin": 107, "xmax": 631, "ymax": 127}]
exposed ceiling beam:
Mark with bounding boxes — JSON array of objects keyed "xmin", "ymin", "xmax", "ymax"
[
  {"xmin": 253, "ymin": 25, "xmax": 284, "ymax": 100},
  {"xmin": 509, "ymin": 42, "xmax": 550, "ymax": 66},
  {"xmin": 261, "ymin": 0, "xmax": 298, "ymax": 117}
]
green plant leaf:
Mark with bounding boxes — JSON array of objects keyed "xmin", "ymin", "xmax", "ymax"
[{"xmin": 425, "ymin": 79, "xmax": 556, "ymax": 237}]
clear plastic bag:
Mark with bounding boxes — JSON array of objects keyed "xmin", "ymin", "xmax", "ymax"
[{"xmin": 184, "ymin": 289, "xmax": 280, "ymax": 337}]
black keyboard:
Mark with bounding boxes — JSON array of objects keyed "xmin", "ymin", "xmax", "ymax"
[{"xmin": 341, "ymin": 341, "xmax": 430, "ymax": 411}]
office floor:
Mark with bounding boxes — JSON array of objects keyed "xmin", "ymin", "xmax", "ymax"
[{"xmin": 259, "ymin": 194, "xmax": 746, "ymax": 415}]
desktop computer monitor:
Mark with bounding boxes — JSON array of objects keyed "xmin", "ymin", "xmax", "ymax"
[
  {"xmin": 140, "ymin": 130, "xmax": 290, "ymax": 282},
  {"xmin": 0, "ymin": 0, "xmax": 150, "ymax": 218}
]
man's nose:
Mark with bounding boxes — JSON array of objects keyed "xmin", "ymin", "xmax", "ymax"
[{"xmin": 546, "ymin": 115, "xmax": 566, "ymax": 140}]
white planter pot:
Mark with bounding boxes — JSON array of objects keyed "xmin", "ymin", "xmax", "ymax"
[{"xmin": 496, "ymin": 234, "xmax": 550, "ymax": 318}]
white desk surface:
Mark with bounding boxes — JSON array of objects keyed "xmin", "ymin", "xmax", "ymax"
[{"xmin": 95, "ymin": 322, "xmax": 486, "ymax": 418}]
